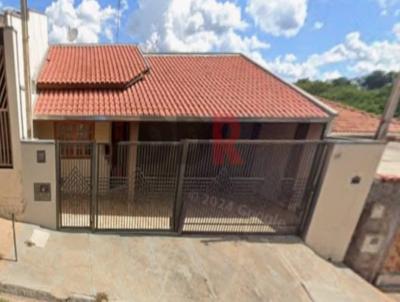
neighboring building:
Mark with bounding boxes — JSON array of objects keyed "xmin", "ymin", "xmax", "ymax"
[
  {"xmin": 345, "ymin": 144, "xmax": 400, "ymax": 290},
  {"xmin": 320, "ymin": 98, "xmax": 400, "ymax": 139},
  {"xmin": 0, "ymin": 10, "xmax": 387, "ymax": 265},
  {"xmin": 325, "ymin": 99, "xmax": 400, "ymax": 289}
]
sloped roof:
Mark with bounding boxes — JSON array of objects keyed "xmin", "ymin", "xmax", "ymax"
[
  {"xmin": 320, "ymin": 98, "xmax": 400, "ymax": 136},
  {"xmin": 37, "ymin": 45, "xmax": 149, "ymax": 89},
  {"xmin": 34, "ymin": 45, "xmax": 332, "ymax": 121}
]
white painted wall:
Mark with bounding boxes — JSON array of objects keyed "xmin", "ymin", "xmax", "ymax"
[{"xmin": 305, "ymin": 141, "xmax": 386, "ymax": 262}]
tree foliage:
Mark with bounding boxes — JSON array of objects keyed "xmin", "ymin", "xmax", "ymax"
[{"xmin": 295, "ymin": 71, "xmax": 400, "ymax": 118}]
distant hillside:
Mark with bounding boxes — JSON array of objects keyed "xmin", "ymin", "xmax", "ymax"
[{"xmin": 295, "ymin": 71, "xmax": 400, "ymax": 118}]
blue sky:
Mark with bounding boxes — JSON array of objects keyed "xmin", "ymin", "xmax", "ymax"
[{"xmin": 1, "ymin": 0, "xmax": 400, "ymax": 81}]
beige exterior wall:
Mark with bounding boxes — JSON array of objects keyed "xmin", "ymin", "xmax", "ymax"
[
  {"xmin": 95, "ymin": 122, "xmax": 111, "ymax": 143},
  {"xmin": 19, "ymin": 141, "xmax": 57, "ymax": 229},
  {"xmin": 0, "ymin": 11, "xmax": 48, "ymax": 218},
  {"xmin": 305, "ymin": 142, "xmax": 386, "ymax": 262},
  {"xmin": 0, "ymin": 25, "xmax": 24, "ymax": 217}
]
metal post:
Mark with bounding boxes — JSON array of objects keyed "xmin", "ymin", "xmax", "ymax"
[
  {"xmin": 55, "ymin": 142, "xmax": 61, "ymax": 229},
  {"xmin": 91, "ymin": 143, "xmax": 98, "ymax": 231},
  {"xmin": 375, "ymin": 75, "xmax": 400, "ymax": 140},
  {"xmin": 12, "ymin": 214, "xmax": 17, "ymax": 262},
  {"xmin": 173, "ymin": 141, "xmax": 189, "ymax": 233}
]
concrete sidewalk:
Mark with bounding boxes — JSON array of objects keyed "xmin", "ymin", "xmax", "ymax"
[{"xmin": 0, "ymin": 218, "xmax": 393, "ymax": 301}]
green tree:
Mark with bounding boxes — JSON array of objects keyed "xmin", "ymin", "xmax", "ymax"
[
  {"xmin": 295, "ymin": 71, "xmax": 399, "ymax": 118},
  {"xmin": 361, "ymin": 70, "xmax": 393, "ymax": 90}
]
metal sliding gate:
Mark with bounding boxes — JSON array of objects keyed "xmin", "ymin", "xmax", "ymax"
[{"xmin": 57, "ymin": 140, "xmax": 327, "ymax": 234}]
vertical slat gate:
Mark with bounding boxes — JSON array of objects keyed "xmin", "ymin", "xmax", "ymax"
[
  {"xmin": 58, "ymin": 142, "xmax": 93, "ymax": 229},
  {"xmin": 56, "ymin": 140, "xmax": 326, "ymax": 234},
  {"xmin": 180, "ymin": 140, "xmax": 326, "ymax": 234},
  {"xmin": 95, "ymin": 142, "xmax": 182, "ymax": 231}
]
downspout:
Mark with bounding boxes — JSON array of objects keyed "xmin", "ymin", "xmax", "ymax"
[
  {"xmin": 20, "ymin": 0, "xmax": 32, "ymax": 138},
  {"xmin": 375, "ymin": 75, "xmax": 400, "ymax": 140}
]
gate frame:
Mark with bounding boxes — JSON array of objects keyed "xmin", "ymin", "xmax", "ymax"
[
  {"xmin": 173, "ymin": 140, "xmax": 188, "ymax": 233},
  {"xmin": 55, "ymin": 139, "xmax": 329, "ymax": 235},
  {"xmin": 56, "ymin": 140, "xmax": 95, "ymax": 230}
]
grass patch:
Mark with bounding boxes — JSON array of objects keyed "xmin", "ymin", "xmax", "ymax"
[{"xmin": 0, "ymin": 298, "xmax": 10, "ymax": 302}]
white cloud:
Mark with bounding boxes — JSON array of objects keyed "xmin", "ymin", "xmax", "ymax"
[
  {"xmin": 45, "ymin": 0, "xmax": 128, "ymax": 43},
  {"xmin": 313, "ymin": 21, "xmax": 324, "ymax": 30},
  {"xmin": 376, "ymin": 0, "xmax": 400, "ymax": 15},
  {"xmin": 128, "ymin": 0, "xmax": 400, "ymax": 82},
  {"xmin": 393, "ymin": 23, "xmax": 400, "ymax": 40},
  {"xmin": 128, "ymin": 0, "xmax": 269, "ymax": 55},
  {"xmin": 246, "ymin": 0, "xmax": 308, "ymax": 37},
  {"xmin": 321, "ymin": 70, "xmax": 342, "ymax": 81},
  {"xmin": 266, "ymin": 31, "xmax": 400, "ymax": 81}
]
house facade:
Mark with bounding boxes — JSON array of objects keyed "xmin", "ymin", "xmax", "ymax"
[
  {"xmin": 32, "ymin": 45, "xmax": 333, "ymax": 143},
  {"xmin": 0, "ymin": 10, "xmax": 387, "ymax": 263}
]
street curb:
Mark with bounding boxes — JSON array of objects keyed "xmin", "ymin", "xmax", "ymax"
[{"xmin": 0, "ymin": 282, "xmax": 95, "ymax": 302}]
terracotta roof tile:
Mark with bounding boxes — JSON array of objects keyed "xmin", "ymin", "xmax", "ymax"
[
  {"xmin": 319, "ymin": 98, "xmax": 400, "ymax": 135},
  {"xmin": 37, "ymin": 45, "xmax": 148, "ymax": 89},
  {"xmin": 34, "ymin": 46, "xmax": 331, "ymax": 120}
]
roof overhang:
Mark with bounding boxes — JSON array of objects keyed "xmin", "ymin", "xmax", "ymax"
[{"xmin": 33, "ymin": 114, "xmax": 330, "ymax": 124}]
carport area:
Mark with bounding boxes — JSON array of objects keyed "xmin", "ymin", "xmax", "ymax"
[{"xmin": 0, "ymin": 218, "xmax": 392, "ymax": 301}]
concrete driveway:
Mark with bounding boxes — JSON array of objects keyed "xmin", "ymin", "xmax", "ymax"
[{"xmin": 0, "ymin": 219, "xmax": 393, "ymax": 301}]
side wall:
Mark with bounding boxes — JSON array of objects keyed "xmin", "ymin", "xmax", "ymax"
[
  {"xmin": 20, "ymin": 141, "xmax": 57, "ymax": 229},
  {"xmin": 345, "ymin": 176, "xmax": 400, "ymax": 287},
  {"xmin": 305, "ymin": 142, "xmax": 385, "ymax": 262},
  {"xmin": 0, "ymin": 25, "xmax": 24, "ymax": 217},
  {"xmin": 0, "ymin": 11, "xmax": 48, "ymax": 218}
]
